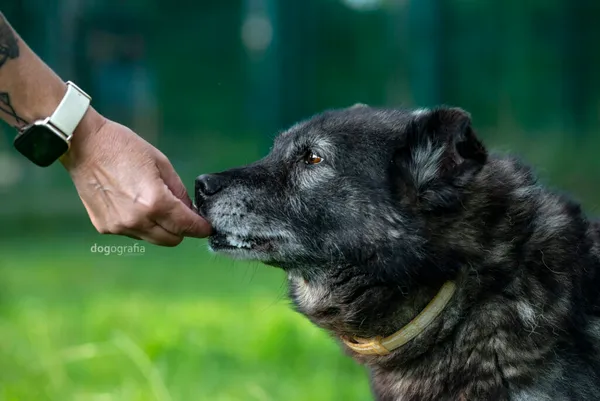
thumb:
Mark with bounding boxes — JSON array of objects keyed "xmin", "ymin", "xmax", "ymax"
[
  {"xmin": 156, "ymin": 155, "xmax": 194, "ymax": 208},
  {"xmin": 154, "ymin": 189, "xmax": 213, "ymax": 238},
  {"xmin": 152, "ymin": 181, "xmax": 212, "ymax": 238},
  {"xmin": 154, "ymin": 154, "xmax": 213, "ymax": 238}
]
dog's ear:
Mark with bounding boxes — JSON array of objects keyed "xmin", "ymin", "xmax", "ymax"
[{"xmin": 394, "ymin": 107, "xmax": 487, "ymax": 210}]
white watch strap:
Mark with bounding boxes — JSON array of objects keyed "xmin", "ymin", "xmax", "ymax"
[{"xmin": 49, "ymin": 81, "xmax": 91, "ymax": 139}]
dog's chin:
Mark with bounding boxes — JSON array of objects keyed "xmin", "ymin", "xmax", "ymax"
[{"xmin": 207, "ymin": 231, "xmax": 277, "ymax": 261}]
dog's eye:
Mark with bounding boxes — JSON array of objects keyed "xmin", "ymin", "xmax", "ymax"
[{"xmin": 304, "ymin": 152, "xmax": 323, "ymax": 165}]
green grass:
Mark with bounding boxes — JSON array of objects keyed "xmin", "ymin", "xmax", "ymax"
[{"xmin": 0, "ymin": 234, "xmax": 371, "ymax": 401}]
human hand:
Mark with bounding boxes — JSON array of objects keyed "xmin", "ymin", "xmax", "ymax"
[{"xmin": 61, "ymin": 110, "xmax": 212, "ymax": 246}]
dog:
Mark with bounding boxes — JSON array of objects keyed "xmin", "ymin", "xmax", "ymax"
[{"xmin": 195, "ymin": 104, "xmax": 600, "ymax": 400}]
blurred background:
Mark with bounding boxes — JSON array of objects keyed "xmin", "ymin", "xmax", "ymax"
[{"xmin": 1, "ymin": 0, "xmax": 600, "ymax": 400}]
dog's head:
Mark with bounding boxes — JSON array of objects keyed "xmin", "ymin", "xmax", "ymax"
[{"xmin": 196, "ymin": 105, "xmax": 488, "ymax": 337}]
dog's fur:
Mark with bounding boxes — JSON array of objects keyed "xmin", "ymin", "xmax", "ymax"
[{"xmin": 195, "ymin": 105, "xmax": 600, "ymax": 400}]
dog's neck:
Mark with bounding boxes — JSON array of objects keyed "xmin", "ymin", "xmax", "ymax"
[
  {"xmin": 287, "ymin": 265, "xmax": 455, "ymax": 348},
  {"xmin": 340, "ymin": 281, "xmax": 456, "ymax": 356}
]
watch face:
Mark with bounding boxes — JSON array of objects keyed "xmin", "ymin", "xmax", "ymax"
[{"xmin": 14, "ymin": 124, "xmax": 69, "ymax": 167}]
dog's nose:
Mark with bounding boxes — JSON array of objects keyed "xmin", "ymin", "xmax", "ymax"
[{"xmin": 195, "ymin": 174, "xmax": 225, "ymax": 197}]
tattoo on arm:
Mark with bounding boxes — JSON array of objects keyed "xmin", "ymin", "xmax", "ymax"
[
  {"xmin": 0, "ymin": 92, "xmax": 28, "ymax": 127},
  {"xmin": 0, "ymin": 13, "xmax": 19, "ymax": 68},
  {"xmin": 0, "ymin": 13, "xmax": 26, "ymax": 127}
]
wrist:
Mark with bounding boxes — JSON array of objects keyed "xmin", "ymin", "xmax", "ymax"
[
  {"xmin": 15, "ymin": 77, "xmax": 68, "ymax": 127},
  {"xmin": 59, "ymin": 106, "xmax": 107, "ymax": 168},
  {"xmin": 13, "ymin": 78, "xmax": 104, "ymax": 168}
]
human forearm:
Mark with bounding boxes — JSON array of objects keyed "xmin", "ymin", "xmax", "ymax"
[
  {"xmin": 0, "ymin": 11, "xmax": 211, "ymax": 244},
  {"xmin": 0, "ymin": 12, "xmax": 103, "ymax": 149},
  {"xmin": 0, "ymin": 12, "xmax": 68, "ymax": 126}
]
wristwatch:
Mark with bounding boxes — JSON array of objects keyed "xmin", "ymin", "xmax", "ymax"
[{"xmin": 13, "ymin": 81, "xmax": 91, "ymax": 167}]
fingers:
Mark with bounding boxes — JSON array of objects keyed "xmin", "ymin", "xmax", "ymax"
[
  {"xmin": 102, "ymin": 224, "xmax": 183, "ymax": 247},
  {"xmin": 86, "ymin": 186, "xmax": 211, "ymax": 246},
  {"xmin": 94, "ymin": 213, "xmax": 185, "ymax": 247},
  {"xmin": 71, "ymin": 124, "xmax": 213, "ymax": 246},
  {"xmin": 154, "ymin": 155, "xmax": 213, "ymax": 238},
  {"xmin": 130, "ymin": 224, "xmax": 184, "ymax": 247},
  {"xmin": 153, "ymin": 197, "xmax": 213, "ymax": 238}
]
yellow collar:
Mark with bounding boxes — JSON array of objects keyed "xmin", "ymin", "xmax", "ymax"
[{"xmin": 341, "ymin": 281, "xmax": 457, "ymax": 356}]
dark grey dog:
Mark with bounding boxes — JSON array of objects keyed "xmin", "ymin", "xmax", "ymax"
[{"xmin": 195, "ymin": 105, "xmax": 600, "ymax": 401}]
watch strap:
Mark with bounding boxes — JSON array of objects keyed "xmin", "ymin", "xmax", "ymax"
[{"xmin": 49, "ymin": 81, "xmax": 91, "ymax": 139}]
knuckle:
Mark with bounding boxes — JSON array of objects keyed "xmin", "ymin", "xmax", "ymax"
[
  {"xmin": 120, "ymin": 214, "xmax": 144, "ymax": 230},
  {"xmin": 167, "ymin": 215, "xmax": 194, "ymax": 236},
  {"xmin": 165, "ymin": 236, "xmax": 184, "ymax": 247},
  {"xmin": 106, "ymin": 221, "xmax": 126, "ymax": 234},
  {"xmin": 147, "ymin": 197, "xmax": 169, "ymax": 217},
  {"xmin": 182, "ymin": 220, "xmax": 198, "ymax": 235},
  {"xmin": 95, "ymin": 220, "xmax": 126, "ymax": 234},
  {"xmin": 156, "ymin": 154, "xmax": 170, "ymax": 167},
  {"xmin": 97, "ymin": 225, "xmax": 111, "ymax": 235}
]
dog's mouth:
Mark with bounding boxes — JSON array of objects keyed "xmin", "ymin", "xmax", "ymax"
[{"xmin": 208, "ymin": 231, "xmax": 275, "ymax": 256}]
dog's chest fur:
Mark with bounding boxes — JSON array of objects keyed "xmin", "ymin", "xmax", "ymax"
[
  {"xmin": 368, "ymin": 315, "xmax": 600, "ymax": 401},
  {"xmin": 287, "ymin": 158, "xmax": 600, "ymax": 401},
  {"xmin": 294, "ymin": 277, "xmax": 600, "ymax": 400}
]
